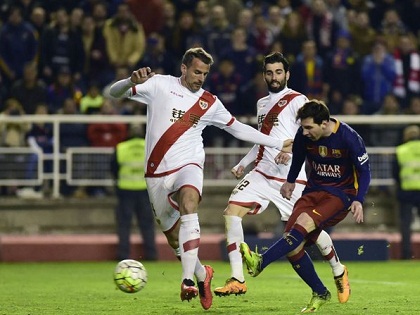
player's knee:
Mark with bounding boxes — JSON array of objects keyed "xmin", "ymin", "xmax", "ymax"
[
  {"xmin": 295, "ymin": 213, "xmax": 316, "ymax": 232},
  {"xmin": 224, "ymin": 204, "xmax": 248, "ymax": 217}
]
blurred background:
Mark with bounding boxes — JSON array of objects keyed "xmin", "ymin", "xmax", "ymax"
[{"xmin": 0, "ymin": 0, "xmax": 419, "ymax": 262}]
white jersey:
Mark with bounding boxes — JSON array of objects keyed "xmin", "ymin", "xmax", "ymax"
[
  {"xmin": 126, "ymin": 75, "xmax": 235, "ymax": 176},
  {"xmin": 238, "ymin": 87, "xmax": 308, "ymax": 182},
  {"xmin": 117, "ymin": 74, "xmax": 284, "ymax": 177},
  {"xmin": 255, "ymin": 87, "xmax": 308, "ymax": 181}
]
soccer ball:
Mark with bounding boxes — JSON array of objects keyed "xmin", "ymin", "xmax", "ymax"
[{"xmin": 114, "ymin": 259, "xmax": 148, "ymax": 293}]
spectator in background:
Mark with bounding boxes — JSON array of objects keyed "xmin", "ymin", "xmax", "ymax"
[
  {"xmin": 276, "ymin": 0, "xmax": 294, "ymax": 17},
  {"xmin": 251, "ymin": 13, "xmax": 275, "ymax": 57},
  {"xmin": 58, "ymin": 97, "xmax": 89, "ymax": 198},
  {"xmin": 370, "ymin": 0, "xmax": 405, "ymax": 31},
  {"xmin": 0, "ymin": 98, "xmax": 30, "ymax": 196},
  {"xmin": 126, "ymin": 0, "xmax": 165, "ymax": 37},
  {"xmin": 369, "ymin": 94, "xmax": 403, "ymax": 147},
  {"xmin": 393, "ymin": 125, "xmax": 420, "ymax": 259},
  {"xmin": 0, "ymin": 6, "xmax": 38, "ymax": 89},
  {"xmin": 138, "ymin": 32, "xmax": 177, "ymax": 75},
  {"xmin": 9, "ymin": 61, "xmax": 47, "ymax": 115},
  {"xmin": 38, "ymin": 7, "xmax": 85, "ymax": 85},
  {"xmin": 194, "ymin": 0, "xmax": 211, "ymax": 29},
  {"xmin": 159, "ymin": 0, "xmax": 177, "ymax": 52},
  {"xmin": 392, "ymin": 33, "xmax": 420, "ymax": 110},
  {"xmin": 288, "ymin": 40, "xmax": 327, "ymax": 101},
  {"xmin": 91, "ymin": 0, "xmax": 108, "ymax": 30},
  {"xmin": 203, "ymin": 5, "xmax": 233, "ymax": 61},
  {"xmin": 208, "ymin": 0, "xmax": 243, "ymax": 27},
  {"xmin": 87, "ymin": 98, "xmax": 128, "ymax": 197},
  {"xmin": 348, "ymin": 10, "xmax": 377, "ymax": 57},
  {"xmin": 303, "ymin": 0, "xmax": 339, "ymax": 59},
  {"xmin": 17, "ymin": 103, "xmax": 53, "ymax": 199},
  {"xmin": 266, "ymin": 5, "xmax": 285, "ymax": 38},
  {"xmin": 277, "ymin": 11, "xmax": 308, "ymax": 64},
  {"xmin": 339, "ymin": 95, "xmax": 370, "ymax": 144},
  {"xmin": 10, "ymin": 0, "xmax": 40, "ymax": 21},
  {"xmin": 69, "ymin": 7, "xmax": 84, "ymax": 33},
  {"xmin": 102, "ymin": 65, "xmax": 145, "ymax": 116},
  {"xmin": 46, "ymin": 66, "xmax": 83, "ymax": 114},
  {"xmin": 361, "ymin": 39, "xmax": 396, "ymax": 114},
  {"xmin": 87, "ymin": 98, "xmax": 128, "ymax": 148},
  {"xmin": 405, "ymin": 95, "xmax": 420, "ymax": 115},
  {"xmin": 237, "ymin": 71, "xmax": 266, "ymax": 120},
  {"xmin": 110, "ymin": 123, "xmax": 157, "ymax": 261},
  {"xmin": 325, "ymin": 0, "xmax": 348, "ymax": 31},
  {"xmin": 29, "ymin": 5, "xmax": 47, "ymax": 38},
  {"xmin": 80, "ymin": 14, "xmax": 113, "ymax": 90},
  {"xmin": 204, "ymin": 57, "xmax": 243, "ymax": 150},
  {"xmin": 220, "ymin": 27, "xmax": 258, "ymax": 85},
  {"xmin": 236, "ymin": 8, "xmax": 254, "ymax": 37},
  {"xmin": 103, "ymin": 3, "xmax": 146, "ymax": 71},
  {"xmin": 324, "ymin": 29, "xmax": 361, "ymax": 112},
  {"xmin": 0, "ymin": 98, "xmax": 30, "ymax": 148},
  {"xmin": 80, "ymin": 82, "xmax": 104, "ymax": 114},
  {"xmin": 168, "ymin": 10, "xmax": 201, "ymax": 61},
  {"xmin": 378, "ymin": 8, "xmax": 408, "ymax": 53}
]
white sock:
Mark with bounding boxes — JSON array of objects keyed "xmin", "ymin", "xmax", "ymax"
[
  {"xmin": 225, "ymin": 215, "xmax": 245, "ymax": 282},
  {"xmin": 179, "ymin": 213, "xmax": 200, "ymax": 282},
  {"xmin": 316, "ymin": 230, "xmax": 344, "ymax": 277},
  {"xmin": 195, "ymin": 258, "xmax": 206, "ymax": 282}
]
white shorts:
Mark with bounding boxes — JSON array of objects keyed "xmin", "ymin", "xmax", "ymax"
[
  {"xmin": 146, "ymin": 164, "xmax": 203, "ymax": 232},
  {"xmin": 228, "ymin": 169, "xmax": 305, "ymax": 221}
]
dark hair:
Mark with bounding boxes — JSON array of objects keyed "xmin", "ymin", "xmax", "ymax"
[
  {"xmin": 297, "ymin": 100, "xmax": 330, "ymax": 124},
  {"xmin": 181, "ymin": 47, "xmax": 214, "ymax": 67},
  {"xmin": 263, "ymin": 52, "xmax": 289, "ymax": 72}
]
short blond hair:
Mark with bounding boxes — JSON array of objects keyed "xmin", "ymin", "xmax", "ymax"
[{"xmin": 403, "ymin": 125, "xmax": 420, "ymax": 142}]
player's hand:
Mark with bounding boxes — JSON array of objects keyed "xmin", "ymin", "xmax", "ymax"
[
  {"xmin": 231, "ymin": 165, "xmax": 245, "ymax": 179},
  {"xmin": 350, "ymin": 201, "xmax": 364, "ymax": 223},
  {"xmin": 280, "ymin": 182, "xmax": 295, "ymax": 200},
  {"xmin": 275, "ymin": 151, "xmax": 291, "ymax": 165},
  {"xmin": 281, "ymin": 139, "xmax": 293, "ymax": 153},
  {"xmin": 130, "ymin": 67, "xmax": 155, "ymax": 84}
]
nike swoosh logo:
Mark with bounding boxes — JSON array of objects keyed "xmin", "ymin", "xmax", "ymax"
[{"xmin": 312, "ymin": 209, "xmax": 322, "ymax": 216}]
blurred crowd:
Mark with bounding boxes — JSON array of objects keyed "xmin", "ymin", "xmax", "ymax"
[{"xmin": 0, "ymin": 0, "xmax": 420, "ymax": 195}]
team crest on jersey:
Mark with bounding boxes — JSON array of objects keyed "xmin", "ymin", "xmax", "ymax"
[
  {"xmin": 332, "ymin": 149, "xmax": 341, "ymax": 158},
  {"xmin": 199, "ymin": 99, "xmax": 208, "ymax": 109},
  {"xmin": 319, "ymin": 146, "xmax": 328, "ymax": 157},
  {"xmin": 277, "ymin": 100, "xmax": 287, "ymax": 107}
]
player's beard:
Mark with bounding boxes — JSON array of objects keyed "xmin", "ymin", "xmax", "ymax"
[{"xmin": 266, "ymin": 78, "xmax": 287, "ymax": 93}]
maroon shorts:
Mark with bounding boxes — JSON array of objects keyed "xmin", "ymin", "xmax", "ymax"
[{"xmin": 284, "ymin": 190, "xmax": 350, "ymax": 233}]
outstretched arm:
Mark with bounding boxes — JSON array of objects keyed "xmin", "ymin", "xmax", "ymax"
[
  {"xmin": 231, "ymin": 145, "xmax": 259, "ymax": 178},
  {"xmin": 109, "ymin": 67, "xmax": 155, "ymax": 98},
  {"xmin": 225, "ymin": 119, "xmax": 291, "ymax": 151}
]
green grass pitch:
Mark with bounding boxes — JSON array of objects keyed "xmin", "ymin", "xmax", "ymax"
[{"xmin": 0, "ymin": 260, "xmax": 419, "ymax": 314}]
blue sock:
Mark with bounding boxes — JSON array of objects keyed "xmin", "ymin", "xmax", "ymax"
[
  {"xmin": 289, "ymin": 251, "xmax": 327, "ymax": 295},
  {"xmin": 261, "ymin": 227, "xmax": 305, "ymax": 270}
]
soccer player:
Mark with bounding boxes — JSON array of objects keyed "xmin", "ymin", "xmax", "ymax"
[
  {"xmin": 214, "ymin": 53, "xmax": 351, "ymax": 304},
  {"xmin": 241, "ymin": 99, "xmax": 371, "ymax": 313},
  {"xmin": 109, "ymin": 47, "xmax": 292, "ymax": 310}
]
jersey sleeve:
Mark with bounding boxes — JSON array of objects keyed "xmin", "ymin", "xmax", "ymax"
[
  {"xmin": 234, "ymin": 145, "xmax": 259, "ymax": 169},
  {"xmin": 287, "ymin": 129, "xmax": 306, "ymax": 183},
  {"xmin": 347, "ymin": 129, "xmax": 371, "ymax": 203}
]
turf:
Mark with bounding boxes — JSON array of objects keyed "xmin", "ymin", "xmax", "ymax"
[{"xmin": 0, "ymin": 260, "xmax": 419, "ymax": 315}]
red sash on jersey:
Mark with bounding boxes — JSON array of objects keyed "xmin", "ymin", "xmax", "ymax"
[
  {"xmin": 146, "ymin": 91, "xmax": 216, "ymax": 177},
  {"xmin": 255, "ymin": 92, "xmax": 301, "ymax": 165}
]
